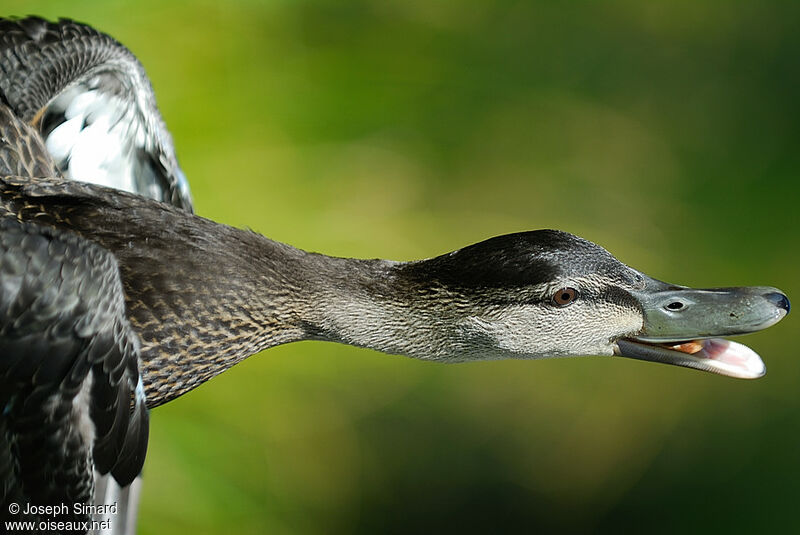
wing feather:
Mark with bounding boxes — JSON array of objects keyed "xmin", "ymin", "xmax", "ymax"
[
  {"xmin": 0, "ymin": 218, "xmax": 149, "ymax": 526},
  {"xmin": 0, "ymin": 16, "xmax": 192, "ymax": 210}
]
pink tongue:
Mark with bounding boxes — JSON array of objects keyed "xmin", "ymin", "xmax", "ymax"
[{"xmin": 692, "ymin": 338, "xmax": 766, "ymax": 379}]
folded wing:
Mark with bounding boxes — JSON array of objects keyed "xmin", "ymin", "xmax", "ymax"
[{"xmin": 0, "ymin": 218, "xmax": 148, "ymax": 524}]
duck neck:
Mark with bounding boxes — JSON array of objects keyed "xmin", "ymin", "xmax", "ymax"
[
  {"xmin": 300, "ymin": 254, "xmax": 473, "ymax": 360},
  {"xmin": 134, "ymin": 225, "xmax": 470, "ymax": 407}
]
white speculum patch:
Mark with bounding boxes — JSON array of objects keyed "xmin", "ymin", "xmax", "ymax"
[{"xmin": 45, "ymin": 86, "xmax": 141, "ymax": 194}]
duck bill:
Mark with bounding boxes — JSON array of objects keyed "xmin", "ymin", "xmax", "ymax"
[{"xmin": 613, "ymin": 281, "xmax": 790, "ymax": 379}]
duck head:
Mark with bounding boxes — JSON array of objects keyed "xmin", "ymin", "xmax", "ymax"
[{"xmin": 402, "ymin": 230, "xmax": 789, "ymax": 378}]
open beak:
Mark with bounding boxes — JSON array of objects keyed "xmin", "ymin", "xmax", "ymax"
[{"xmin": 614, "ymin": 279, "xmax": 790, "ymax": 379}]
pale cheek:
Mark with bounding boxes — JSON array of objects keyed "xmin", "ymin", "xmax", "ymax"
[{"xmin": 490, "ymin": 304, "xmax": 643, "ymax": 358}]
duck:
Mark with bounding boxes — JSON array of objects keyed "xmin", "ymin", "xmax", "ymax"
[{"xmin": 0, "ymin": 16, "xmax": 790, "ymax": 535}]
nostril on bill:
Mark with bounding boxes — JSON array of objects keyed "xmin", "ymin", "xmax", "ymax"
[{"xmin": 763, "ymin": 292, "xmax": 790, "ymax": 314}]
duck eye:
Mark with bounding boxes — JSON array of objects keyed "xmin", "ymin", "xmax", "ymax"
[{"xmin": 552, "ymin": 287, "xmax": 578, "ymax": 306}]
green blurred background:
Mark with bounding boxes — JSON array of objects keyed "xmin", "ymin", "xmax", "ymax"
[{"xmin": 7, "ymin": 1, "xmax": 799, "ymax": 533}]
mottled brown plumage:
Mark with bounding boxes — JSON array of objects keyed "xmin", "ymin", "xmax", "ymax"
[
  {"xmin": 0, "ymin": 105, "xmax": 60, "ymax": 178},
  {"xmin": 0, "ymin": 176, "xmax": 295, "ymax": 406}
]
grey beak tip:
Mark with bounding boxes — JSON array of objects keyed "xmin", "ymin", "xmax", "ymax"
[{"xmin": 764, "ymin": 292, "xmax": 790, "ymax": 314}]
